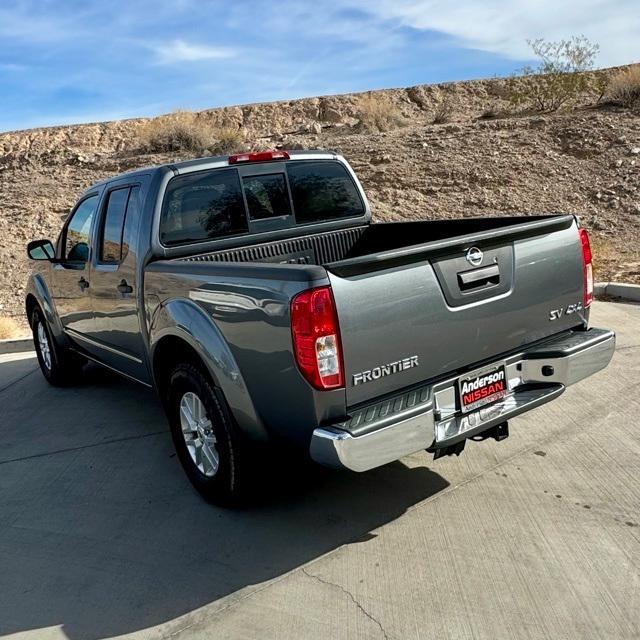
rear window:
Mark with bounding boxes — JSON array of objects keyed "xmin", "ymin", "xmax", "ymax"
[
  {"xmin": 159, "ymin": 160, "xmax": 365, "ymax": 246},
  {"xmin": 160, "ymin": 168, "xmax": 247, "ymax": 245},
  {"xmin": 287, "ymin": 161, "xmax": 364, "ymax": 223}
]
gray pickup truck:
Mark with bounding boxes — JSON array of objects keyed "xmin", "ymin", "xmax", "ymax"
[{"xmin": 26, "ymin": 149, "xmax": 615, "ymax": 504}]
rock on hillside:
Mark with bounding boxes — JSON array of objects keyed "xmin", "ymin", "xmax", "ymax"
[{"xmin": 1, "ymin": 71, "xmax": 639, "ymax": 327}]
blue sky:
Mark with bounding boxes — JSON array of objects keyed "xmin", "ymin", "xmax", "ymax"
[{"xmin": 1, "ymin": 0, "xmax": 638, "ymax": 133}]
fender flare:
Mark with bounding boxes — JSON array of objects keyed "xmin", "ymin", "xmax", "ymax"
[
  {"xmin": 149, "ymin": 298, "xmax": 267, "ymax": 443},
  {"xmin": 25, "ymin": 274, "xmax": 67, "ymax": 344}
]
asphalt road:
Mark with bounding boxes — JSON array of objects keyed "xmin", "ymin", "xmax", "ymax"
[{"xmin": 0, "ymin": 301, "xmax": 638, "ymax": 640}]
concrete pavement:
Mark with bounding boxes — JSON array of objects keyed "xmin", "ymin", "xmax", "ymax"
[{"xmin": 0, "ymin": 301, "xmax": 638, "ymax": 639}]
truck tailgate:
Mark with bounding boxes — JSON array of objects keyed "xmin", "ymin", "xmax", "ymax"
[{"xmin": 327, "ymin": 216, "xmax": 588, "ymax": 406}]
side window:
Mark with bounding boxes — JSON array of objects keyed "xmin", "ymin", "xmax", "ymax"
[
  {"xmin": 242, "ymin": 173, "xmax": 292, "ymax": 220},
  {"xmin": 64, "ymin": 195, "xmax": 99, "ymax": 262},
  {"xmin": 160, "ymin": 169, "xmax": 247, "ymax": 246},
  {"xmin": 100, "ymin": 188, "xmax": 130, "ymax": 263}
]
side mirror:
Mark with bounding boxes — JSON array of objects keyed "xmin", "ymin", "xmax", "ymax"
[{"xmin": 27, "ymin": 239, "xmax": 56, "ymax": 261}]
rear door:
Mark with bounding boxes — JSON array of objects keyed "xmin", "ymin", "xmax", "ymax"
[
  {"xmin": 86, "ymin": 181, "xmax": 149, "ymax": 381},
  {"xmin": 329, "ymin": 221, "xmax": 587, "ymax": 406}
]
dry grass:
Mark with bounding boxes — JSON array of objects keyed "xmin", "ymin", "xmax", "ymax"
[
  {"xmin": 0, "ymin": 317, "xmax": 22, "ymax": 340},
  {"xmin": 432, "ymin": 96, "xmax": 455, "ymax": 124},
  {"xmin": 138, "ymin": 110, "xmax": 213, "ymax": 154},
  {"xmin": 589, "ymin": 233, "xmax": 619, "ymax": 280},
  {"xmin": 478, "ymin": 101, "xmax": 511, "ymax": 120},
  {"xmin": 606, "ymin": 65, "xmax": 640, "ymax": 108},
  {"xmin": 211, "ymin": 126, "xmax": 245, "ymax": 155},
  {"xmin": 357, "ymin": 94, "xmax": 406, "ymax": 132},
  {"xmin": 138, "ymin": 111, "xmax": 245, "ymax": 155}
]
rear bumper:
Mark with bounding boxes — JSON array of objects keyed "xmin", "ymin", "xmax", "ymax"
[{"xmin": 310, "ymin": 327, "xmax": 615, "ymax": 472}]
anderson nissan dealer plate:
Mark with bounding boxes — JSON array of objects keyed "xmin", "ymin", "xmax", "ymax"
[{"xmin": 458, "ymin": 364, "xmax": 508, "ymax": 413}]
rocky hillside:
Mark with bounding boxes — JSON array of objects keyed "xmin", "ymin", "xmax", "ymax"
[{"xmin": 1, "ymin": 71, "xmax": 639, "ymax": 331}]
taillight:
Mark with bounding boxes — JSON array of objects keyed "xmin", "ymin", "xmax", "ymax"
[
  {"xmin": 228, "ymin": 150, "xmax": 290, "ymax": 164},
  {"xmin": 579, "ymin": 228, "xmax": 593, "ymax": 307},
  {"xmin": 290, "ymin": 286, "xmax": 344, "ymax": 390}
]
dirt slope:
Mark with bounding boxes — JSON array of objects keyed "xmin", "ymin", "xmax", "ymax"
[{"xmin": 1, "ymin": 72, "xmax": 638, "ymax": 329}]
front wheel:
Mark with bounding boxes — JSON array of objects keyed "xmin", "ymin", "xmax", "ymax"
[
  {"xmin": 31, "ymin": 308, "xmax": 84, "ymax": 386},
  {"xmin": 166, "ymin": 362, "xmax": 249, "ymax": 506}
]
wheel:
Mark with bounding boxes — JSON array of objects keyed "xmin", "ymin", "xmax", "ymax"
[
  {"xmin": 31, "ymin": 307, "xmax": 84, "ymax": 386},
  {"xmin": 166, "ymin": 362, "xmax": 249, "ymax": 506}
]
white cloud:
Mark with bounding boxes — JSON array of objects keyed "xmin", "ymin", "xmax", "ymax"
[
  {"xmin": 343, "ymin": 0, "xmax": 640, "ymax": 67},
  {"xmin": 152, "ymin": 39, "xmax": 237, "ymax": 64},
  {"xmin": 0, "ymin": 63, "xmax": 27, "ymax": 71}
]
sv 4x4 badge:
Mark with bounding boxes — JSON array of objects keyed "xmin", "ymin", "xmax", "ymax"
[{"xmin": 549, "ymin": 301, "xmax": 583, "ymax": 321}]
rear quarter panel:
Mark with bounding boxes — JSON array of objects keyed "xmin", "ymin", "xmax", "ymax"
[{"xmin": 144, "ymin": 260, "xmax": 346, "ymax": 448}]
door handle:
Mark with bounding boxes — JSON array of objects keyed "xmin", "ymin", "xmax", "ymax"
[
  {"xmin": 457, "ymin": 264, "xmax": 500, "ymax": 291},
  {"xmin": 117, "ymin": 279, "xmax": 133, "ymax": 295},
  {"xmin": 78, "ymin": 277, "xmax": 90, "ymax": 291}
]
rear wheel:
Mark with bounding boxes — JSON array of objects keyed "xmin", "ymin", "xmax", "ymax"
[
  {"xmin": 167, "ymin": 362, "xmax": 249, "ymax": 506},
  {"xmin": 31, "ymin": 308, "xmax": 84, "ymax": 386}
]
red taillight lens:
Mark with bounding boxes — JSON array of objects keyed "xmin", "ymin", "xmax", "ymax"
[
  {"xmin": 228, "ymin": 150, "xmax": 290, "ymax": 164},
  {"xmin": 290, "ymin": 286, "xmax": 344, "ymax": 390},
  {"xmin": 579, "ymin": 228, "xmax": 593, "ymax": 307}
]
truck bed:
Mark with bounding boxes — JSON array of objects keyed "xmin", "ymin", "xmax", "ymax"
[
  {"xmin": 176, "ymin": 214, "xmax": 587, "ymax": 406},
  {"xmin": 181, "ymin": 214, "xmax": 572, "ymax": 272}
]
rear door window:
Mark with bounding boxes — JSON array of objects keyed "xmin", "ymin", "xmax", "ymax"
[
  {"xmin": 160, "ymin": 168, "xmax": 247, "ymax": 245},
  {"xmin": 242, "ymin": 173, "xmax": 292, "ymax": 220},
  {"xmin": 98, "ymin": 186, "xmax": 141, "ymax": 263},
  {"xmin": 287, "ymin": 161, "xmax": 364, "ymax": 223},
  {"xmin": 100, "ymin": 187, "xmax": 130, "ymax": 263}
]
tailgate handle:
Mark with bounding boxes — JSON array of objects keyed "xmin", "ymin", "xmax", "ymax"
[{"xmin": 458, "ymin": 264, "xmax": 500, "ymax": 291}]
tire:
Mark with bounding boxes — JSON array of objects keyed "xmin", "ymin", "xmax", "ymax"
[
  {"xmin": 31, "ymin": 307, "xmax": 85, "ymax": 386},
  {"xmin": 166, "ymin": 362, "xmax": 249, "ymax": 506}
]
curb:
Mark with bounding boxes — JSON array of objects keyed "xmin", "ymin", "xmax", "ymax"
[
  {"xmin": 594, "ymin": 282, "xmax": 640, "ymax": 303},
  {"xmin": 0, "ymin": 338, "xmax": 34, "ymax": 356}
]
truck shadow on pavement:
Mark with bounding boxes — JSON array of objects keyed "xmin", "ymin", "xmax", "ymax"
[{"xmin": 0, "ymin": 359, "xmax": 449, "ymax": 640}]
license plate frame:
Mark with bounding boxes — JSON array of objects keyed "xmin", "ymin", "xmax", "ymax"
[{"xmin": 457, "ymin": 363, "xmax": 508, "ymax": 414}]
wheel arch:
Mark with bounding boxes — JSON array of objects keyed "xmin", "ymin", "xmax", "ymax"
[
  {"xmin": 149, "ymin": 298, "xmax": 268, "ymax": 444},
  {"xmin": 25, "ymin": 293, "xmax": 39, "ymax": 327},
  {"xmin": 25, "ymin": 274, "xmax": 59, "ymax": 330}
]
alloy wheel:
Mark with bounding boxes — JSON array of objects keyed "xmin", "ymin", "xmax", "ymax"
[
  {"xmin": 179, "ymin": 391, "xmax": 220, "ymax": 477},
  {"xmin": 37, "ymin": 322, "xmax": 52, "ymax": 371}
]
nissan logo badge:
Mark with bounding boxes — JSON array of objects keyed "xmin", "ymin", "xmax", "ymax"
[{"xmin": 466, "ymin": 247, "xmax": 483, "ymax": 266}]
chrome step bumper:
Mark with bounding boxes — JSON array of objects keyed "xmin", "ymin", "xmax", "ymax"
[{"xmin": 310, "ymin": 328, "xmax": 615, "ymax": 472}]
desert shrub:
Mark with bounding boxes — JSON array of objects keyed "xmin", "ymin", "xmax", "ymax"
[
  {"xmin": 432, "ymin": 96, "xmax": 455, "ymax": 123},
  {"xmin": 507, "ymin": 36, "xmax": 599, "ymax": 111},
  {"xmin": 589, "ymin": 70, "xmax": 609, "ymax": 104},
  {"xmin": 211, "ymin": 126, "xmax": 245, "ymax": 154},
  {"xmin": 357, "ymin": 94, "xmax": 406, "ymax": 132},
  {"xmin": 606, "ymin": 65, "xmax": 640, "ymax": 107},
  {"xmin": 478, "ymin": 103, "xmax": 510, "ymax": 120},
  {"xmin": 0, "ymin": 317, "xmax": 21, "ymax": 340},
  {"xmin": 485, "ymin": 78, "xmax": 512, "ymax": 100},
  {"xmin": 138, "ymin": 110, "xmax": 214, "ymax": 153},
  {"xmin": 588, "ymin": 233, "xmax": 618, "ymax": 280}
]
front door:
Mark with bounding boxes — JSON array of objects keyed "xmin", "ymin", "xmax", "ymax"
[
  {"xmin": 86, "ymin": 182, "xmax": 149, "ymax": 382},
  {"xmin": 52, "ymin": 193, "xmax": 100, "ymax": 340}
]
